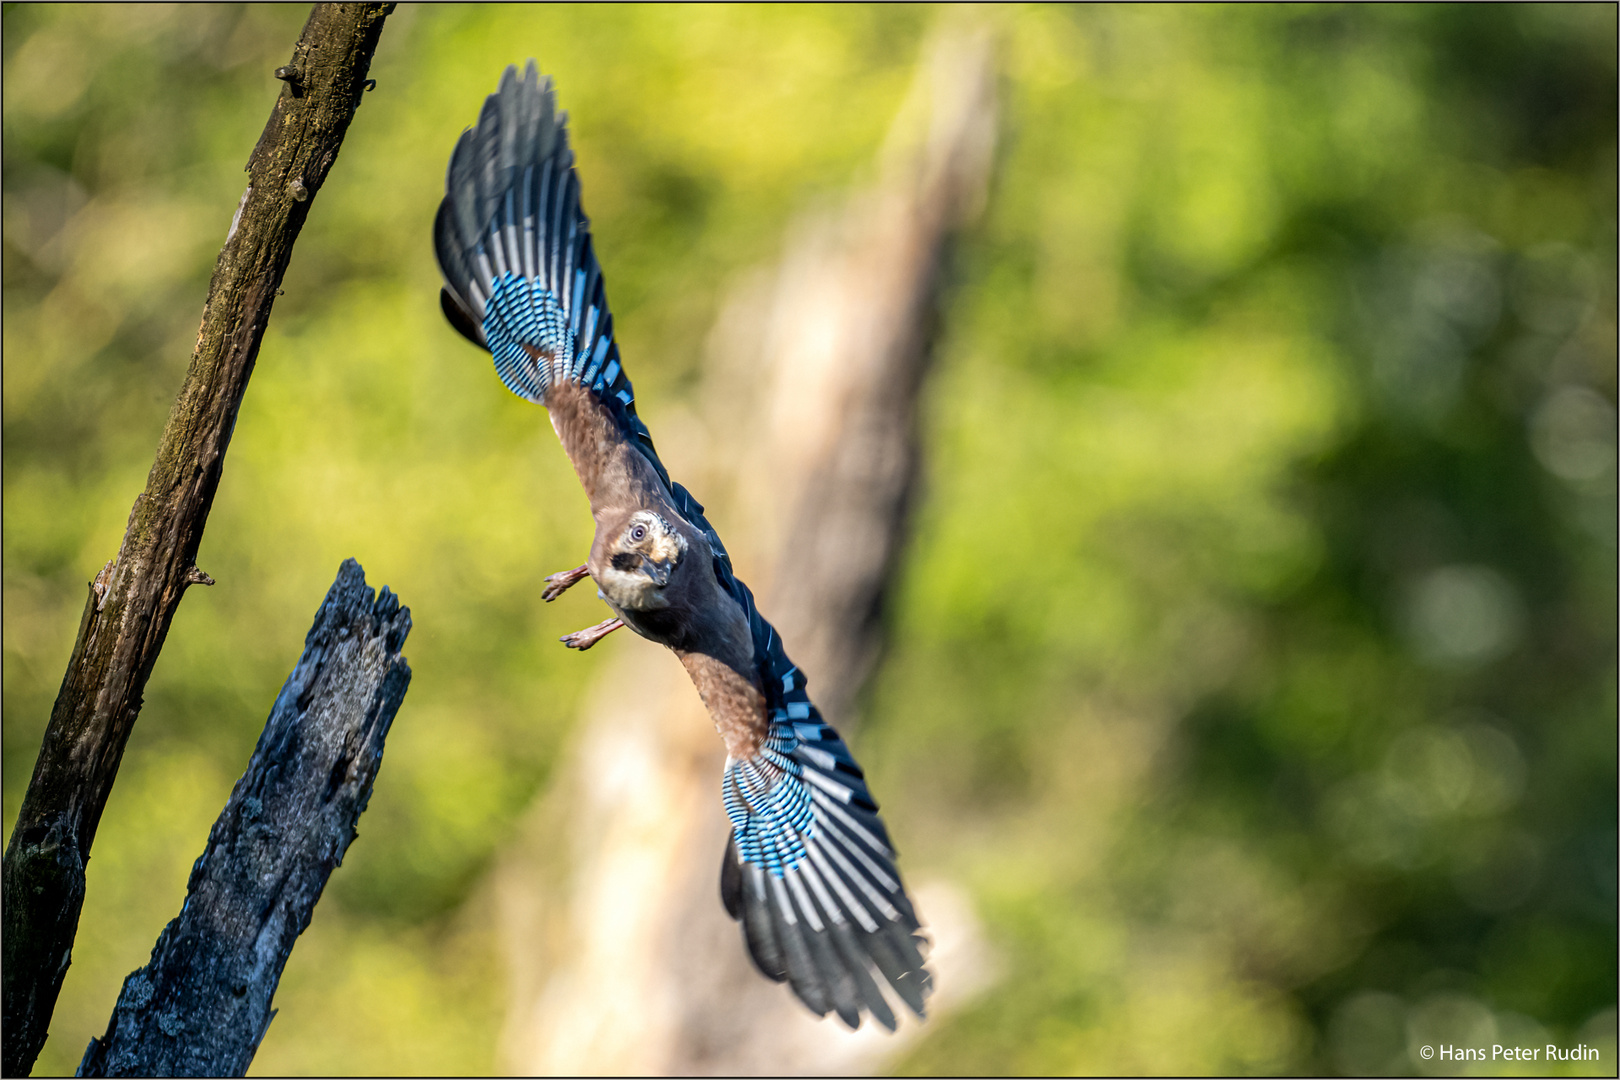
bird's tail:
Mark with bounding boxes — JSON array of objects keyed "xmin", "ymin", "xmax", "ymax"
[{"xmin": 434, "ymin": 61, "xmax": 633, "ymax": 413}]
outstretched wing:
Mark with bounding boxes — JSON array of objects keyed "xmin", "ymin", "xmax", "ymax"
[
  {"xmin": 710, "ymin": 565, "xmax": 932, "ymax": 1031},
  {"xmin": 433, "ymin": 60, "xmax": 669, "ymax": 498},
  {"xmin": 435, "ymin": 62, "xmax": 930, "ymax": 1030}
]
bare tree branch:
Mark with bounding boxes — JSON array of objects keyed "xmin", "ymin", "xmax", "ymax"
[
  {"xmin": 2, "ymin": 6, "xmax": 392, "ymax": 1074},
  {"xmin": 77, "ymin": 560, "xmax": 411, "ymax": 1079}
]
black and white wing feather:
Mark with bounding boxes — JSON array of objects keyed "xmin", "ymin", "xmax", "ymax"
[{"xmin": 714, "ymin": 570, "xmax": 932, "ymax": 1030}]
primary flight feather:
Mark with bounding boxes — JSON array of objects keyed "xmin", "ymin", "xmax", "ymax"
[{"xmin": 433, "ymin": 61, "xmax": 931, "ymax": 1030}]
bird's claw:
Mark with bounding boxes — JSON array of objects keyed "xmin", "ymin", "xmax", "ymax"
[
  {"xmin": 543, "ymin": 563, "xmax": 591, "ymax": 603},
  {"xmin": 561, "ymin": 616, "xmax": 623, "ymax": 651}
]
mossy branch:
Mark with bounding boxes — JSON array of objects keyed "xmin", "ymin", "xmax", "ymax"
[{"xmin": 2, "ymin": 5, "xmax": 392, "ymax": 1075}]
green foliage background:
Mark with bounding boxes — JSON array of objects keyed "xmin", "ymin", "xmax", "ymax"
[{"xmin": 3, "ymin": 5, "xmax": 1613, "ymax": 1076}]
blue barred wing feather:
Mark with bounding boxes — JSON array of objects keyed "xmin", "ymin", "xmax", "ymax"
[
  {"xmin": 433, "ymin": 61, "xmax": 664, "ymax": 474},
  {"xmin": 434, "ymin": 61, "xmax": 930, "ymax": 1031},
  {"xmin": 715, "ymin": 572, "xmax": 931, "ymax": 1029}
]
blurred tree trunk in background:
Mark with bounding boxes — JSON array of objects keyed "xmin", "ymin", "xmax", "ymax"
[{"xmin": 493, "ymin": 22, "xmax": 999, "ymax": 1075}]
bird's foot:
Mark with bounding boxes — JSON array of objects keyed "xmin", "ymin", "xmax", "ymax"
[
  {"xmin": 561, "ymin": 616, "xmax": 623, "ymax": 651},
  {"xmin": 543, "ymin": 563, "xmax": 591, "ymax": 602}
]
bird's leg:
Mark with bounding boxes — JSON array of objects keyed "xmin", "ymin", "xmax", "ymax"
[
  {"xmin": 542, "ymin": 563, "xmax": 591, "ymax": 602},
  {"xmin": 560, "ymin": 616, "xmax": 623, "ymax": 651}
]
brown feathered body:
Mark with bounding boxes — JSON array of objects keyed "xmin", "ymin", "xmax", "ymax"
[{"xmin": 546, "ymin": 378, "xmax": 768, "ymax": 759}]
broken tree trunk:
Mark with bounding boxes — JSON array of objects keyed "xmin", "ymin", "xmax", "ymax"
[
  {"xmin": 2, "ymin": 5, "xmax": 392, "ymax": 1075},
  {"xmin": 78, "ymin": 560, "xmax": 411, "ymax": 1079}
]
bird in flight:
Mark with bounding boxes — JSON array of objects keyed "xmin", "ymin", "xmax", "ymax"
[{"xmin": 433, "ymin": 61, "xmax": 930, "ymax": 1030}]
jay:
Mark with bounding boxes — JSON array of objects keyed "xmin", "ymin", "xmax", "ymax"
[{"xmin": 433, "ymin": 61, "xmax": 931, "ymax": 1030}]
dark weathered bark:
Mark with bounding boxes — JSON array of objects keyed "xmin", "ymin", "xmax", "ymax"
[
  {"xmin": 77, "ymin": 560, "xmax": 411, "ymax": 1078},
  {"xmin": 2, "ymin": 6, "xmax": 392, "ymax": 1075}
]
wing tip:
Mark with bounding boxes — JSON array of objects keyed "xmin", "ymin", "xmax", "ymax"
[{"xmin": 723, "ymin": 833, "xmax": 933, "ymax": 1030}]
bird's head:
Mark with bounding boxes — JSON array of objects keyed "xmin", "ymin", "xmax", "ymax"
[{"xmin": 599, "ymin": 510, "xmax": 687, "ymax": 609}]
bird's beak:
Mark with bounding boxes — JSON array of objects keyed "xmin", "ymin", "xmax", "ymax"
[{"xmin": 641, "ymin": 555, "xmax": 673, "ymax": 587}]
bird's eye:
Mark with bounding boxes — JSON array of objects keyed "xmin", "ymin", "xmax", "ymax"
[{"xmin": 630, "ymin": 524, "xmax": 647, "ymax": 542}]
